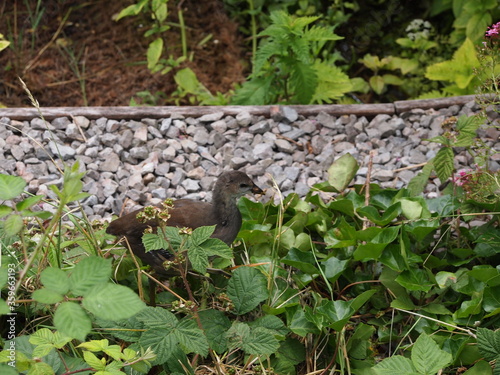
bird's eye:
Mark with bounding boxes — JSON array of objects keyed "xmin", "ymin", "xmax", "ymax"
[{"xmin": 240, "ymin": 183, "xmax": 249, "ymax": 189}]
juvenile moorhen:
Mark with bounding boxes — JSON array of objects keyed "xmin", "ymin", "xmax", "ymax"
[{"xmin": 106, "ymin": 170, "xmax": 263, "ymax": 276}]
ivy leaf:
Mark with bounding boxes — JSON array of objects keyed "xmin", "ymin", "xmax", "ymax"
[{"xmin": 327, "ymin": 153, "xmax": 359, "ymax": 192}]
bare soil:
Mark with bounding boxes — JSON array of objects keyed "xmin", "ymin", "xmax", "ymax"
[{"xmin": 0, "ymin": 0, "xmax": 247, "ymax": 108}]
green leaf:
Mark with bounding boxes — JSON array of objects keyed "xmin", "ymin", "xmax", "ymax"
[
  {"xmin": 396, "ymin": 268, "xmax": 433, "ymax": 292},
  {"xmin": 373, "ymin": 355, "xmax": 418, "ymax": 375},
  {"xmin": 327, "ymin": 153, "xmax": 359, "ymax": 192},
  {"xmin": 461, "ymin": 360, "xmax": 493, "ymax": 375},
  {"xmin": 232, "ymin": 76, "xmax": 274, "ymax": 105},
  {"xmin": 3, "ymin": 214, "xmax": 23, "ymax": 237},
  {"xmin": 433, "ymin": 147, "xmax": 454, "ymax": 182},
  {"xmin": 139, "ymin": 327, "xmax": 176, "ymax": 363},
  {"xmin": 190, "ymin": 225, "xmax": 215, "ymax": 245},
  {"xmin": 114, "ymin": 0, "xmax": 148, "ymax": 21},
  {"xmin": 425, "ymin": 39, "xmax": 479, "ymax": 90},
  {"xmin": 412, "ymin": 333, "xmax": 453, "ymax": 374},
  {"xmin": 147, "ymin": 38, "xmax": 163, "ymax": 70},
  {"xmin": 227, "ymin": 267, "xmax": 269, "ymax": 315},
  {"xmin": 477, "ymin": 327, "xmax": 500, "ymax": 362},
  {"xmin": 316, "ymin": 300, "xmax": 355, "ymax": 331},
  {"xmin": 142, "ymin": 233, "xmax": 170, "ymax": 252},
  {"xmin": 466, "ymin": 13, "xmax": 491, "ymax": 42},
  {"xmin": 243, "ymin": 326, "xmax": 280, "ymax": 356},
  {"xmin": 174, "ymin": 318, "xmax": 209, "ymax": 357},
  {"xmin": 407, "ymin": 162, "xmax": 433, "ymax": 196},
  {"xmin": 0, "ymin": 205, "xmax": 13, "ymax": 219},
  {"xmin": 83, "ymin": 351, "xmax": 105, "ymax": 370},
  {"xmin": 82, "ymin": 283, "xmax": 146, "ymax": 320},
  {"xmin": 54, "ymin": 302, "xmax": 92, "ymax": 341},
  {"xmin": 187, "ymin": 244, "xmax": 209, "ymax": 274},
  {"xmin": 32, "ymin": 288, "xmax": 64, "ymax": 304},
  {"xmin": 281, "ymin": 247, "xmax": 319, "ymax": 275},
  {"xmin": 0, "ymin": 174, "xmax": 26, "ymax": 200},
  {"xmin": 199, "ymin": 309, "xmax": 231, "ymax": 354},
  {"xmin": 15, "ymin": 195, "xmax": 43, "ymax": 212},
  {"xmin": 357, "ymin": 203, "xmax": 401, "ymax": 226},
  {"xmin": 40, "ymin": 267, "xmax": 69, "ymax": 295},
  {"xmin": 136, "ymin": 306, "xmax": 178, "ymax": 328},
  {"xmin": 203, "ymin": 238, "xmax": 233, "ymax": 259},
  {"xmin": 312, "ymin": 62, "xmax": 353, "ymax": 104},
  {"xmin": 69, "ymin": 256, "xmax": 112, "ymax": 296},
  {"xmin": 370, "ymin": 75, "xmax": 386, "ymax": 94},
  {"xmin": 289, "ymin": 59, "xmax": 317, "ymax": 104}
]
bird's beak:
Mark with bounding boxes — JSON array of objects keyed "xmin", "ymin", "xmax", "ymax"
[{"xmin": 252, "ymin": 183, "xmax": 264, "ymax": 195}]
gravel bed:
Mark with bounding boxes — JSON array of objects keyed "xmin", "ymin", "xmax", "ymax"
[{"xmin": 1, "ymin": 101, "xmax": 499, "ymax": 221}]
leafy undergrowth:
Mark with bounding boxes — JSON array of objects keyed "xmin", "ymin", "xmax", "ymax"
[{"xmin": 0, "ymin": 143, "xmax": 499, "ymax": 375}]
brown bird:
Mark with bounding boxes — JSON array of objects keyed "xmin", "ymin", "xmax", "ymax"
[{"xmin": 106, "ymin": 171, "xmax": 263, "ymax": 276}]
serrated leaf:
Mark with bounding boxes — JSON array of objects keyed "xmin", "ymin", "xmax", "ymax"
[
  {"xmin": 202, "ymin": 238, "xmax": 233, "ymax": 259},
  {"xmin": 174, "ymin": 318, "xmax": 209, "ymax": 357},
  {"xmin": 289, "ymin": 59, "xmax": 317, "ymax": 104},
  {"xmin": 232, "ymin": 76, "xmax": 274, "ymax": 105},
  {"xmin": 187, "ymin": 245, "xmax": 209, "ymax": 274},
  {"xmin": 142, "ymin": 233, "xmax": 170, "ymax": 253},
  {"xmin": 199, "ymin": 309, "xmax": 231, "ymax": 354},
  {"xmin": 433, "ymin": 147, "xmax": 454, "ymax": 182},
  {"xmin": 227, "ymin": 267, "xmax": 269, "ymax": 315},
  {"xmin": 4, "ymin": 214, "xmax": 23, "ymax": 237},
  {"xmin": 412, "ymin": 333, "xmax": 452, "ymax": 374},
  {"xmin": 69, "ymin": 256, "xmax": 112, "ymax": 296},
  {"xmin": 82, "ymin": 283, "xmax": 146, "ymax": 321},
  {"xmin": 190, "ymin": 225, "xmax": 215, "ymax": 245},
  {"xmin": 373, "ymin": 355, "xmax": 418, "ymax": 375},
  {"xmin": 407, "ymin": 162, "xmax": 433, "ymax": 196},
  {"xmin": 40, "ymin": 267, "xmax": 69, "ymax": 295},
  {"xmin": 32, "ymin": 288, "xmax": 64, "ymax": 304},
  {"xmin": 139, "ymin": 328, "xmax": 176, "ymax": 363},
  {"xmin": 54, "ymin": 302, "xmax": 92, "ymax": 341},
  {"xmin": 327, "ymin": 153, "xmax": 359, "ymax": 192},
  {"xmin": 136, "ymin": 306, "xmax": 178, "ymax": 328},
  {"xmin": 242, "ymin": 326, "xmax": 280, "ymax": 356},
  {"xmin": 477, "ymin": 327, "xmax": 500, "ymax": 362},
  {"xmin": 0, "ymin": 174, "xmax": 26, "ymax": 200}
]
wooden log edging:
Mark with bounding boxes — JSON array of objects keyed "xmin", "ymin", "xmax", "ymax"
[{"xmin": 0, "ymin": 95, "xmax": 479, "ymax": 121}]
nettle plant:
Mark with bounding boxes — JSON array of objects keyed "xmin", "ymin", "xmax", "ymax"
[{"xmin": 232, "ymin": 10, "xmax": 353, "ymax": 105}]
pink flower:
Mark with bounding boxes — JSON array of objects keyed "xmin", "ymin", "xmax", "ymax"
[{"xmin": 486, "ymin": 21, "xmax": 500, "ymax": 38}]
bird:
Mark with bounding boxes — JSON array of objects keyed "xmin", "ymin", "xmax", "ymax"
[{"xmin": 106, "ymin": 170, "xmax": 263, "ymax": 277}]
